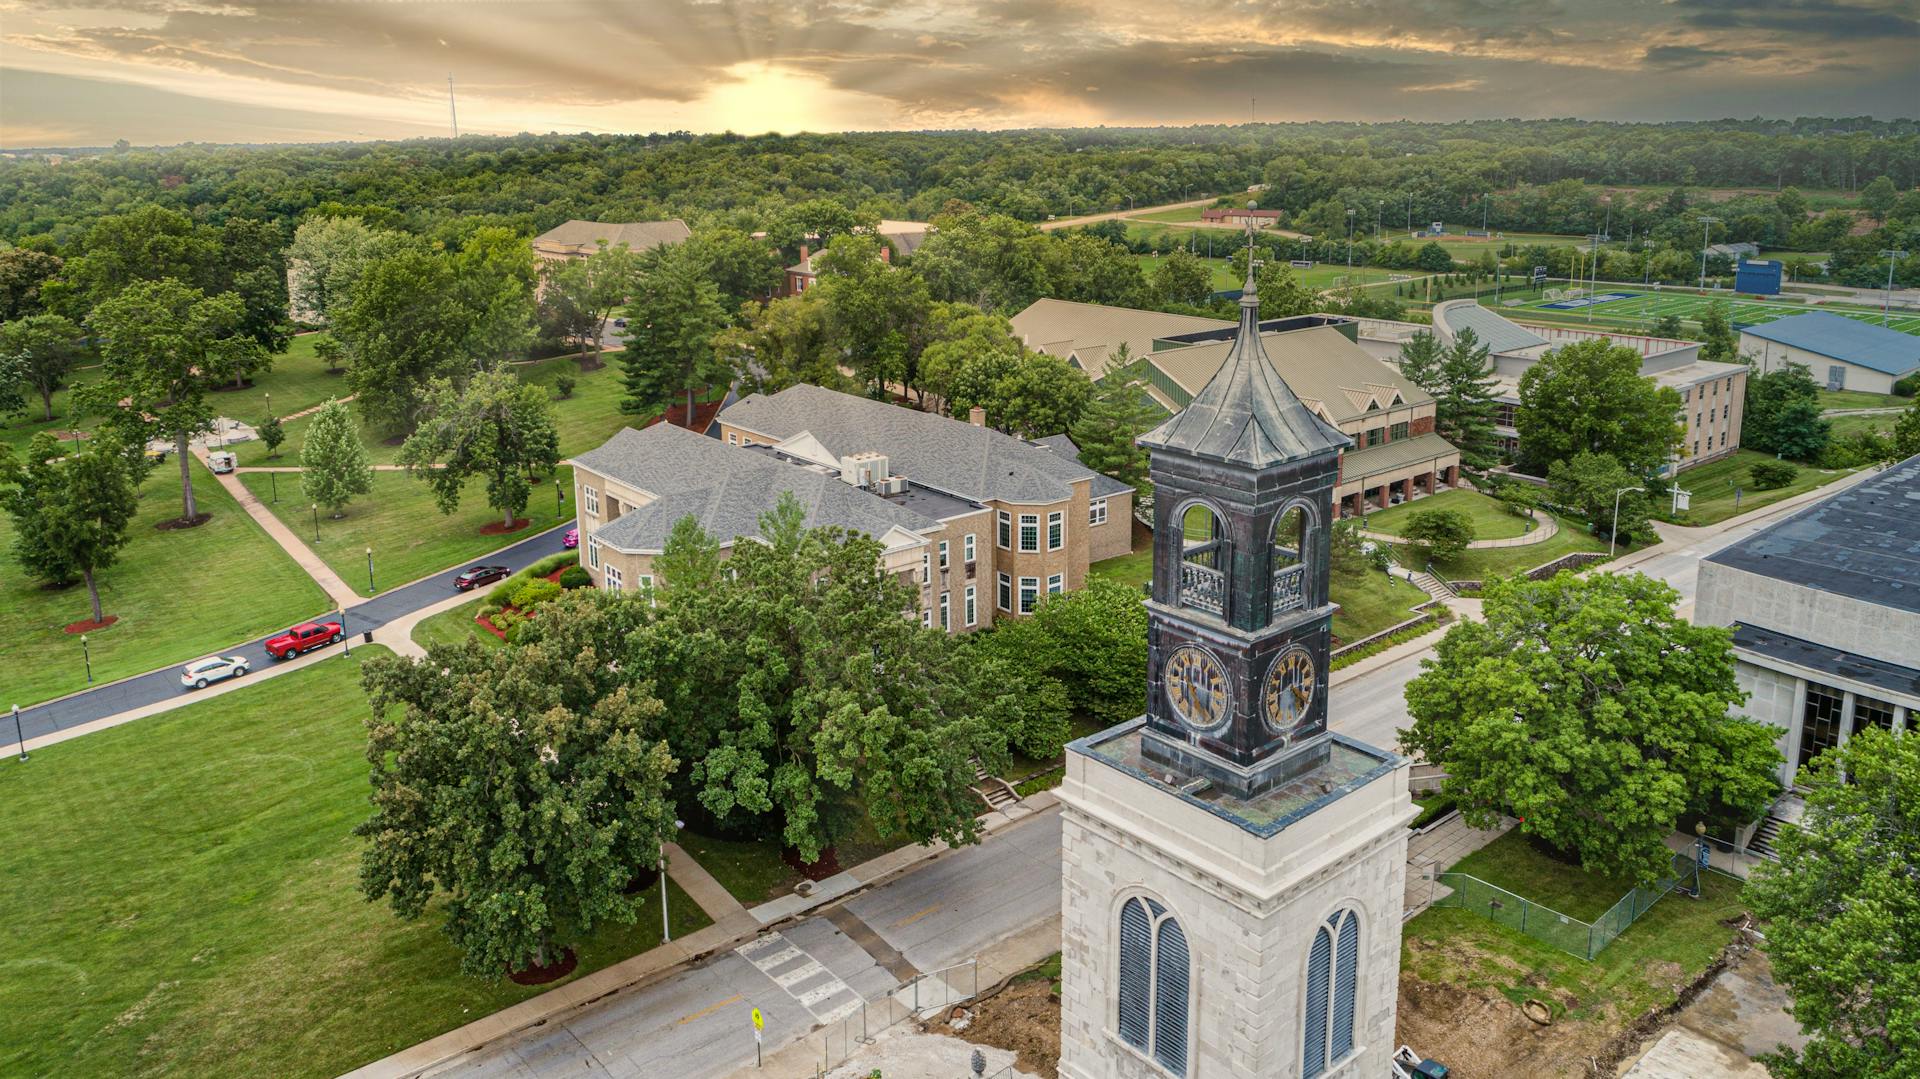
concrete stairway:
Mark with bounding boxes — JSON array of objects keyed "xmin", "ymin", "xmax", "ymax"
[{"xmin": 971, "ymin": 756, "xmax": 1020, "ymax": 812}]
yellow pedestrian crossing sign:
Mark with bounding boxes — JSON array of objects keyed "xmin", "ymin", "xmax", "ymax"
[{"xmin": 752, "ymin": 1007, "xmax": 764, "ymax": 1031}]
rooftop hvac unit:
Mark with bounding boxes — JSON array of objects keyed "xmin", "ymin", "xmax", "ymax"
[
  {"xmin": 837, "ymin": 451, "xmax": 889, "ymax": 487},
  {"xmin": 878, "ymin": 476, "xmax": 909, "ymax": 496}
]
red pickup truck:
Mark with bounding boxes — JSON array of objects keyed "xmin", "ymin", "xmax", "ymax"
[{"xmin": 265, "ymin": 620, "xmax": 343, "ymax": 660}]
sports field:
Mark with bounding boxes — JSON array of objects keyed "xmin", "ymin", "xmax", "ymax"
[{"xmin": 1498, "ymin": 288, "xmax": 1920, "ymax": 337}]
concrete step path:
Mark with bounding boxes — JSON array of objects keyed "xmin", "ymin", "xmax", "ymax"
[{"xmin": 1402, "ymin": 813, "xmax": 1517, "ymax": 920}]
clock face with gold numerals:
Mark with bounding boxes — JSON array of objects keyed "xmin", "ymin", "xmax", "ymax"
[
  {"xmin": 1262, "ymin": 646, "xmax": 1317, "ymax": 735},
  {"xmin": 1164, "ymin": 644, "xmax": 1231, "ymax": 732}
]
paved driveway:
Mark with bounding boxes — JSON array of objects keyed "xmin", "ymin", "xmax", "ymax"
[{"xmin": 11, "ymin": 523, "xmax": 570, "ymax": 745}]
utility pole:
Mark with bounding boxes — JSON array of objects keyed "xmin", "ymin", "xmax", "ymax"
[
  {"xmin": 447, "ymin": 74, "xmax": 459, "ymax": 138},
  {"xmin": 1346, "ymin": 209, "xmax": 1356, "ymax": 273},
  {"xmin": 1696, "ymin": 216, "xmax": 1720, "ymax": 291},
  {"xmin": 1881, "ymin": 249, "xmax": 1910, "ymax": 325}
]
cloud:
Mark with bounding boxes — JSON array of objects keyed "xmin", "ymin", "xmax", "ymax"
[{"xmin": 1671, "ymin": 0, "xmax": 1920, "ymax": 38}]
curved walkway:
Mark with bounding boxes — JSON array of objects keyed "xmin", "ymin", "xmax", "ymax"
[{"xmin": 1358, "ymin": 511, "xmax": 1559, "ymax": 550}]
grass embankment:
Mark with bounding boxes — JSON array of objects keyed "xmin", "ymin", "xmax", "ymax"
[
  {"xmin": 1668, "ymin": 450, "xmax": 1863, "ymax": 527},
  {"xmin": 1360, "ymin": 489, "xmax": 1532, "ymax": 541},
  {"xmin": 0, "ymin": 466, "xmax": 329, "ymax": 707},
  {"xmin": 0, "ymin": 649, "xmax": 711, "ymax": 1079},
  {"xmin": 238, "ymin": 467, "xmax": 576, "ymax": 594},
  {"xmin": 1816, "ymin": 388, "xmax": 1909, "ymax": 411},
  {"xmin": 1395, "ymin": 511, "xmax": 1608, "ymax": 582},
  {"xmin": 408, "ymin": 595, "xmax": 504, "ymax": 651}
]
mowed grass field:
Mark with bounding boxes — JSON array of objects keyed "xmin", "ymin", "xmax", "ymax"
[
  {"xmin": 1503, "ymin": 288, "xmax": 1920, "ymax": 337},
  {"xmin": 0, "ymin": 649, "xmax": 711, "ymax": 1079},
  {"xmin": 1668, "ymin": 450, "xmax": 1864, "ymax": 526},
  {"xmin": 1359, "ymin": 489, "xmax": 1533, "ymax": 541},
  {"xmin": 0, "ymin": 465, "xmax": 329, "ymax": 707}
]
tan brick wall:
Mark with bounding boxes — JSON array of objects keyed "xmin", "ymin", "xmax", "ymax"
[
  {"xmin": 1678, "ymin": 367, "xmax": 1747, "ymax": 469},
  {"xmin": 1086, "ymin": 490, "xmax": 1134, "ymax": 562}
]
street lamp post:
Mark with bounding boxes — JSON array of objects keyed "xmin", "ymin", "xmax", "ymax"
[
  {"xmin": 662, "ymin": 818, "xmax": 685, "ymax": 941},
  {"xmin": 311, "ymin": 504, "xmax": 320, "ymax": 543},
  {"xmin": 555, "ymin": 478, "xmax": 564, "ymax": 518},
  {"xmin": 1881, "ymin": 249, "xmax": 1910, "ymax": 326},
  {"xmin": 1696, "ymin": 216, "xmax": 1720, "ymax": 290},
  {"xmin": 340, "ymin": 608, "xmax": 351, "ymax": 657},
  {"xmin": 270, "ymin": 470, "xmax": 278, "ymax": 504},
  {"xmin": 12, "ymin": 704, "xmax": 27, "ymax": 762},
  {"xmin": 81, "ymin": 633, "xmax": 92, "ymax": 684},
  {"xmin": 1610, "ymin": 486, "xmax": 1645, "ymax": 558},
  {"xmin": 365, "ymin": 547, "xmax": 375, "ymax": 595},
  {"xmin": 1346, "ymin": 209, "xmax": 1356, "ymax": 272}
]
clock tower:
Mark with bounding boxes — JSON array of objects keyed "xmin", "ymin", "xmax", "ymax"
[{"xmin": 1137, "ymin": 232, "xmax": 1351, "ymax": 797}]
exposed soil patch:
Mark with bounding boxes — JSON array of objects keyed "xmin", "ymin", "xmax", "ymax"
[
  {"xmin": 949, "ymin": 976, "xmax": 1061, "ymax": 1077},
  {"xmin": 507, "ymin": 948, "xmax": 577, "ymax": 986},
  {"xmin": 622, "ymin": 866, "xmax": 660, "ymax": 896},
  {"xmin": 64, "ymin": 615, "xmax": 119, "ymax": 634},
  {"xmin": 380, "ymin": 434, "xmax": 407, "ymax": 447},
  {"xmin": 155, "ymin": 513, "xmax": 213, "ymax": 531},
  {"xmin": 49, "ymin": 429, "xmax": 90, "ymax": 442},
  {"xmin": 784, "ymin": 845, "xmax": 842, "ymax": 881},
  {"xmin": 1395, "ymin": 937, "xmax": 1618, "ymax": 1078},
  {"xmin": 479, "ymin": 518, "xmax": 531, "ymax": 536}
]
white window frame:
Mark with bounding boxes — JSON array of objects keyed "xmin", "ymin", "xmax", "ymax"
[
  {"xmin": 587, "ymin": 536, "xmax": 601, "ymax": 569},
  {"xmin": 921, "ymin": 608, "xmax": 933, "ymax": 628},
  {"xmin": 1048, "ymin": 573, "xmax": 1064, "ymax": 596},
  {"xmin": 603, "ymin": 564, "xmax": 623, "ymax": 593},
  {"xmin": 1019, "ymin": 514, "xmax": 1040, "ymax": 553},
  {"xmin": 1089, "ymin": 499, "xmax": 1108, "ymax": 527},
  {"xmin": 939, "ymin": 590, "xmax": 950, "ymax": 631},
  {"xmin": 1019, "ymin": 576, "xmax": 1039, "ymax": 614},
  {"xmin": 582, "ymin": 484, "xmax": 599, "ymax": 516},
  {"xmin": 963, "ymin": 533, "xmax": 976, "ymax": 563},
  {"xmin": 997, "ymin": 573, "xmax": 1012, "ymax": 612},
  {"xmin": 997, "ymin": 511, "xmax": 1012, "ymax": 550},
  {"xmin": 965, "ymin": 584, "xmax": 977, "ymax": 627},
  {"xmin": 938, "ymin": 540, "xmax": 949, "ymax": 570},
  {"xmin": 1047, "ymin": 511, "xmax": 1064, "ymax": 551}
]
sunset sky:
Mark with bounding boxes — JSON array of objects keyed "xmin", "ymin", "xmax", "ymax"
[{"xmin": 2, "ymin": 0, "xmax": 1916, "ymax": 148}]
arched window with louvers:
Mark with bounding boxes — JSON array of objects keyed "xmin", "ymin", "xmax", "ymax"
[
  {"xmin": 1115, "ymin": 895, "xmax": 1191, "ymax": 1076},
  {"xmin": 1302, "ymin": 907, "xmax": 1362, "ymax": 1077}
]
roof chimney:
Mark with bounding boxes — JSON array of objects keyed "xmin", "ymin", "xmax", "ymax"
[
  {"xmin": 879, "ymin": 245, "xmax": 891, "ymax": 264},
  {"xmin": 798, "ymin": 243, "xmax": 809, "ymax": 265},
  {"xmin": 968, "ymin": 406, "xmax": 986, "ymax": 427}
]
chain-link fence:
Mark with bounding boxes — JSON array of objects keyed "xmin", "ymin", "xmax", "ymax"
[
  {"xmin": 1433, "ymin": 850, "xmax": 1698, "ymax": 961},
  {"xmin": 815, "ymin": 959, "xmax": 980, "ymax": 1076}
]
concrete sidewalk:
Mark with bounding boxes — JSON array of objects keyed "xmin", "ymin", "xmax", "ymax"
[
  {"xmin": 1402, "ymin": 813, "xmax": 1516, "ymax": 918},
  {"xmin": 199, "ymin": 446, "xmax": 364, "ymax": 608}
]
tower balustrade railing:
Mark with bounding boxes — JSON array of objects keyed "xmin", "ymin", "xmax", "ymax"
[
  {"xmin": 1272, "ymin": 563, "xmax": 1307, "ymax": 614},
  {"xmin": 1178, "ymin": 562, "xmax": 1227, "ymax": 615}
]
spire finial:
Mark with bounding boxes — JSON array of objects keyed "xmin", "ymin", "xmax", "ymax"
[{"xmin": 1242, "ymin": 200, "xmax": 1259, "ymax": 296}]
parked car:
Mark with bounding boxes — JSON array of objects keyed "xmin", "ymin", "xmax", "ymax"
[
  {"xmin": 206, "ymin": 451, "xmax": 236, "ymax": 474},
  {"xmin": 612, "ymin": 317, "xmax": 628, "ymax": 329},
  {"xmin": 454, "ymin": 564, "xmax": 511, "ymax": 591},
  {"xmin": 563, "ymin": 527, "xmax": 579, "ymax": 549},
  {"xmin": 180, "ymin": 655, "xmax": 248, "ymax": 689},
  {"xmin": 265, "ymin": 620, "xmax": 342, "ymax": 661}
]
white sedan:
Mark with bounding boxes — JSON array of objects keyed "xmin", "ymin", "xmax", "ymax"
[{"xmin": 181, "ymin": 655, "xmax": 249, "ymax": 689}]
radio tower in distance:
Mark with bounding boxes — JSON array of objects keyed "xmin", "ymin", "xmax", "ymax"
[{"xmin": 448, "ymin": 74, "xmax": 459, "ymax": 138}]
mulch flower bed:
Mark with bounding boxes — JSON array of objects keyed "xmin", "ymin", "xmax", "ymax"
[
  {"xmin": 507, "ymin": 948, "xmax": 578, "ymax": 986},
  {"xmin": 64, "ymin": 615, "xmax": 119, "ymax": 634},
  {"xmin": 783, "ymin": 845, "xmax": 842, "ymax": 881},
  {"xmin": 155, "ymin": 513, "xmax": 213, "ymax": 532},
  {"xmin": 473, "ymin": 568, "xmax": 570, "ymax": 639},
  {"xmin": 478, "ymin": 518, "xmax": 531, "ymax": 536}
]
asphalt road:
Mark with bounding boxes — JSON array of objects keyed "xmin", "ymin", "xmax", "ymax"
[
  {"xmin": 443, "ymin": 811, "xmax": 1065, "ymax": 1079},
  {"xmin": 11, "ymin": 522, "xmax": 571, "ymax": 745}
]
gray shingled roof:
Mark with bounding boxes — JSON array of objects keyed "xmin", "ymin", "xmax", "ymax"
[
  {"xmin": 1139, "ymin": 284, "xmax": 1351, "ymax": 468},
  {"xmin": 1030, "ymin": 433, "xmax": 1135, "ymax": 498},
  {"xmin": 575, "ymin": 424, "xmax": 938, "ymax": 553},
  {"xmin": 719, "ymin": 384, "xmax": 1104, "ymax": 504},
  {"xmin": 1705, "ymin": 453, "xmax": 1920, "ymax": 616}
]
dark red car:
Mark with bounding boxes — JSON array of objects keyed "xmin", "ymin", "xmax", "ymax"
[
  {"xmin": 454, "ymin": 565, "xmax": 511, "ymax": 591},
  {"xmin": 266, "ymin": 620, "xmax": 343, "ymax": 661}
]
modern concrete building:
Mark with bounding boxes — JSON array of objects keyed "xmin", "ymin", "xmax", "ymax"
[
  {"xmin": 1059, "ymin": 266, "xmax": 1411, "ymax": 1079},
  {"xmin": 1416, "ymin": 300, "xmax": 1749, "ymax": 472},
  {"xmin": 1693, "ymin": 455, "xmax": 1919, "ymax": 853},
  {"xmin": 532, "ymin": 219, "xmax": 692, "ymax": 263},
  {"xmin": 567, "ymin": 385, "xmax": 1134, "ymax": 632},
  {"xmin": 1011, "ymin": 300, "xmax": 1464, "ymax": 515},
  {"xmin": 1738, "ymin": 311, "xmax": 1920, "ymax": 394}
]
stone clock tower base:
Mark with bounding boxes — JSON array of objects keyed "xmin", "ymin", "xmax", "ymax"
[{"xmin": 1057, "ymin": 720, "xmax": 1413, "ymax": 1078}]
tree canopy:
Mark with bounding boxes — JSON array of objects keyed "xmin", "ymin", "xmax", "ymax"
[
  {"xmin": 398, "ymin": 369, "xmax": 561, "ymax": 529},
  {"xmin": 1515, "ymin": 338, "xmax": 1683, "ymax": 475}
]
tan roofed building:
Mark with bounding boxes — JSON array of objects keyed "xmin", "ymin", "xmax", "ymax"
[{"xmin": 533, "ymin": 219, "xmax": 692, "ymax": 262}]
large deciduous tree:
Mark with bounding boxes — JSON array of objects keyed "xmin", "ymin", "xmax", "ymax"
[
  {"xmin": 1547, "ymin": 451, "xmax": 1653, "ymax": 543},
  {"xmin": 1515, "ymin": 338, "xmax": 1683, "ymax": 475},
  {"xmin": 1744, "ymin": 727, "xmax": 1919, "ymax": 1079},
  {"xmin": 334, "ymin": 249, "xmax": 468, "ymax": 433},
  {"xmin": 357, "ymin": 597, "xmax": 680, "ymax": 978},
  {"xmin": 451, "ymin": 226, "xmax": 539, "ymax": 369},
  {"xmin": 1402, "ymin": 572, "xmax": 1780, "ymax": 883},
  {"xmin": 814, "ymin": 233, "xmax": 933, "ymax": 398},
  {"xmin": 0, "ymin": 247, "xmax": 63, "ymax": 322},
  {"xmin": 1400, "ymin": 508, "xmax": 1475, "ymax": 563},
  {"xmin": 540, "ymin": 243, "xmax": 639, "ymax": 371},
  {"xmin": 398, "ymin": 369, "xmax": 560, "ymax": 530},
  {"xmin": 619, "ymin": 246, "xmax": 730, "ymax": 422},
  {"xmin": 0, "ymin": 313, "xmax": 86, "ymax": 420},
  {"xmin": 84, "ymin": 279, "xmax": 264, "ymax": 523},
  {"xmin": 301, "ymin": 398, "xmax": 374, "ymax": 517},
  {"xmin": 285, "ymin": 216, "xmax": 419, "ymax": 324},
  {"xmin": 1744, "ymin": 362, "xmax": 1831, "ymax": 462},
  {"xmin": 1146, "ymin": 249, "xmax": 1214, "ymax": 308},
  {"xmin": 0, "ymin": 432, "xmax": 140, "ymax": 625}
]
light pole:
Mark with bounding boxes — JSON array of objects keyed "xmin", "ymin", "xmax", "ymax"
[
  {"xmin": 1602, "ymin": 195, "xmax": 1613, "ymax": 243},
  {"xmin": 1696, "ymin": 216, "xmax": 1720, "ymax": 290},
  {"xmin": 1881, "ymin": 249, "xmax": 1910, "ymax": 326},
  {"xmin": 1610, "ymin": 486, "xmax": 1645, "ymax": 558},
  {"xmin": 270, "ymin": 470, "xmax": 278, "ymax": 504},
  {"xmin": 1482, "ymin": 193, "xmax": 1489, "ymax": 233},
  {"xmin": 340, "ymin": 608, "xmax": 351, "ymax": 656},
  {"xmin": 312, "ymin": 504, "xmax": 320, "ymax": 543},
  {"xmin": 365, "ymin": 547, "xmax": 375, "ymax": 595},
  {"xmin": 1375, "ymin": 201, "xmax": 1382, "ymax": 241},
  {"xmin": 12, "ymin": 704, "xmax": 27, "ymax": 762},
  {"xmin": 1405, "ymin": 193, "xmax": 1412, "ymax": 232},
  {"xmin": 1346, "ymin": 209, "xmax": 1356, "ymax": 272},
  {"xmin": 81, "ymin": 633, "xmax": 92, "ymax": 684},
  {"xmin": 661, "ymin": 818, "xmax": 685, "ymax": 941},
  {"xmin": 555, "ymin": 478, "xmax": 564, "ymax": 518}
]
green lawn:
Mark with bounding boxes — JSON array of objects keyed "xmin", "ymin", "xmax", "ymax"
[
  {"xmin": 1817, "ymin": 388, "xmax": 1909, "ymax": 411},
  {"xmin": 231, "ymin": 357, "xmax": 653, "ymax": 468},
  {"xmin": 1088, "ymin": 547, "xmax": 1153, "ymax": 592},
  {"xmin": 0, "ymin": 649, "xmax": 711, "ymax": 1079},
  {"xmin": 1397, "ymin": 510, "xmax": 1609, "ymax": 582},
  {"xmin": 0, "ymin": 465, "xmax": 329, "ymax": 708},
  {"xmin": 1404, "ymin": 869, "xmax": 1745, "ymax": 1029},
  {"xmin": 677, "ymin": 817, "xmax": 919, "ymax": 907},
  {"xmin": 1669, "ymin": 450, "xmax": 1863, "ymax": 526},
  {"xmin": 1360, "ymin": 489, "xmax": 1532, "ymax": 541},
  {"xmin": 237, "ymin": 467, "xmax": 577, "ymax": 595},
  {"xmin": 1331, "ymin": 571, "xmax": 1430, "ymax": 643},
  {"xmin": 1446, "ymin": 831, "xmax": 1639, "ymax": 922},
  {"xmin": 409, "ymin": 596, "xmax": 504, "ymax": 651},
  {"xmin": 1829, "ymin": 412, "xmax": 1899, "ymax": 441},
  {"xmin": 1129, "ymin": 205, "xmax": 1209, "ymax": 223}
]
